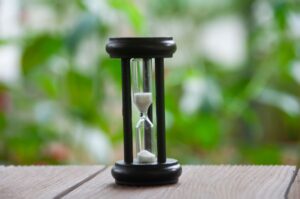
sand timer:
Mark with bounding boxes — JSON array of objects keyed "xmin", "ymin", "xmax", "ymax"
[{"xmin": 106, "ymin": 37, "xmax": 182, "ymax": 186}]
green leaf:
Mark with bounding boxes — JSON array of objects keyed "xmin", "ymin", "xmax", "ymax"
[
  {"xmin": 274, "ymin": 1, "xmax": 289, "ymax": 30},
  {"xmin": 100, "ymin": 58, "xmax": 121, "ymax": 88},
  {"xmin": 193, "ymin": 114, "xmax": 220, "ymax": 149},
  {"xmin": 34, "ymin": 73, "xmax": 58, "ymax": 98},
  {"xmin": 21, "ymin": 35, "xmax": 62, "ymax": 75},
  {"xmin": 176, "ymin": 114, "xmax": 220, "ymax": 150},
  {"xmin": 65, "ymin": 13, "xmax": 100, "ymax": 55},
  {"xmin": 64, "ymin": 70, "xmax": 96, "ymax": 121}
]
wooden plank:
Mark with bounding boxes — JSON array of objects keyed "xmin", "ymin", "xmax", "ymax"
[
  {"xmin": 0, "ymin": 165, "xmax": 105, "ymax": 199},
  {"xmin": 288, "ymin": 168, "xmax": 300, "ymax": 199},
  {"xmin": 64, "ymin": 166, "xmax": 296, "ymax": 199}
]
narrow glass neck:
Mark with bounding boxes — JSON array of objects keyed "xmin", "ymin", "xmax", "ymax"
[{"xmin": 140, "ymin": 112, "xmax": 148, "ymax": 117}]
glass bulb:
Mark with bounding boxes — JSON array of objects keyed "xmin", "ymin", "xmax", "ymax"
[{"xmin": 131, "ymin": 58, "xmax": 156, "ymax": 164}]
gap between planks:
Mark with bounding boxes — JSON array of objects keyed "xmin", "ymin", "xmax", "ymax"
[
  {"xmin": 287, "ymin": 167, "xmax": 300, "ymax": 199},
  {"xmin": 0, "ymin": 165, "xmax": 106, "ymax": 199},
  {"xmin": 54, "ymin": 166, "xmax": 108, "ymax": 199}
]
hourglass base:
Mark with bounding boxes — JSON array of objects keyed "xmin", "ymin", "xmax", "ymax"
[{"xmin": 111, "ymin": 159, "xmax": 182, "ymax": 186}]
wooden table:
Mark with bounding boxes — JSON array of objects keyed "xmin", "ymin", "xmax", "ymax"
[{"xmin": 0, "ymin": 165, "xmax": 299, "ymax": 199}]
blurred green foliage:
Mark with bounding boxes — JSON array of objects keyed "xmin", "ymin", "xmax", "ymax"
[{"xmin": 0, "ymin": 0, "xmax": 299, "ymax": 165}]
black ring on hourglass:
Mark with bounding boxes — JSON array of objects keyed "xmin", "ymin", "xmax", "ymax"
[
  {"xmin": 112, "ymin": 159, "xmax": 182, "ymax": 186},
  {"xmin": 106, "ymin": 37, "xmax": 176, "ymax": 58}
]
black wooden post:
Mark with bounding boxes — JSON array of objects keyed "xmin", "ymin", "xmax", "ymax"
[
  {"xmin": 155, "ymin": 58, "xmax": 166, "ymax": 163},
  {"xmin": 121, "ymin": 58, "xmax": 133, "ymax": 163}
]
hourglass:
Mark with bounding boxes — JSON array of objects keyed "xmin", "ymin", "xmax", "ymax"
[{"xmin": 106, "ymin": 37, "xmax": 182, "ymax": 186}]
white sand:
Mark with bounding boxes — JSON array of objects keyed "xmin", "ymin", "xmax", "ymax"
[
  {"xmin": 134, "ymin": 92, "xmax": 152, "ymax": 113},
  {"xmin": 137, "ymin": 149, "xmax": 156, "ymax": 163}
]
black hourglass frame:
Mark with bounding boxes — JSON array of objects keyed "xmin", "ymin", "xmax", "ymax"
[{"xmin": 106, "ymin": 37, "xmax": 182, "ymax": 186}]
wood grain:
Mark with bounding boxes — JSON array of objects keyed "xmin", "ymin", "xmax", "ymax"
[
  {"xmin": 288, "ymin": 168, "xmax": 299, "ymax": 199},
  {"xmin": 0, "ymin": 166, "xmax": 104, "ymax": 199},
  {"xmin": 64, "ymin": 166, "xmax": 296, "ymax": 199}
]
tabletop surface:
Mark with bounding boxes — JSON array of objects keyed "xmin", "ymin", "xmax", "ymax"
[{"xmin": 0, "ymin": 165, "xmax": 299, "ymax": 199}]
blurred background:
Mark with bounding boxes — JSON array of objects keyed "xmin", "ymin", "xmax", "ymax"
[{"xmin": 0, "ymin": 0, "xmax": 299, "ymax": 165}]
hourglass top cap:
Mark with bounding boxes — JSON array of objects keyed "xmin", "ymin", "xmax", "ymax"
[{"xmin": 106, "ymin": 37, "xmax": 176, "ymax": 58}]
